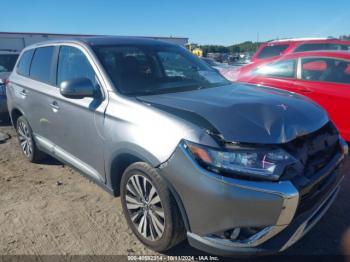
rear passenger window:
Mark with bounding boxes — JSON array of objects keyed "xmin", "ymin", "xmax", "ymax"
[
  {"xmin": 30, "ymin": 47, "xmax": 55, "ymax": 83},
  {"xmin": 17, "ymin": 49, "xmax": 34, "ymax": 76},
  {"xmin": 301, "ymin": 58, "xmax": 350, "ymax": 84},
  {"xmin": 57, "ymin": 46, "xmax": 96, "ymax": 86}
]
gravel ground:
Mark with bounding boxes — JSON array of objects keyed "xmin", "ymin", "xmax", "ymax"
[{"xmin": 0, "ymin": 118, "xmax": 349, "ymax": 260}]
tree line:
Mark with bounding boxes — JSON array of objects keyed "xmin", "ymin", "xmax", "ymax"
[
  {"xmin": 200, "ymin": 41, "xmax": 260, "ymax": 55},
  {"xmin": 200, "ymin": 34, "xmax": 350, "ymax": 55}
]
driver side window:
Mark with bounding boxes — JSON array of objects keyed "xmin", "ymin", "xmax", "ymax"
[
  {"xmin": 57, "ymin": 46, "xmax": 97, "ymax": 87},
  {"xmin": 255, "ymin": 59, "xmax": 296, "ymax": 78}
]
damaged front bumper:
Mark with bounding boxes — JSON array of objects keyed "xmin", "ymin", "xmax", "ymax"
[{"xmin": 158, "ymin": 142, "xmax": 345, "ymax": 256}]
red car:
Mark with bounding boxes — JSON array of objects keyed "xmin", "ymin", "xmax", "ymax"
[
  {"xmin": 236, "ymin": 51, "xmax": 350, "ymax": 141},
  {"xmin": 251, "ymin": 38, "xmax": 350, "ymax": 63}
]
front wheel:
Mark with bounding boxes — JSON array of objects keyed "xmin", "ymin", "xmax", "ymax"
[{"xmin": 120, "ymin": 162, "xmax": 185, "ymax": 252}]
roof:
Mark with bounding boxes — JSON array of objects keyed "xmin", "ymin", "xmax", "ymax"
[
  {"xmin": 24, "ymin": 36, "xmax": 180, "ymax": 50},
  {"xmin": 269, "ymin": 37, "xmax": 336, "ymax": 43},
  {"xmin": 283, "ymin": 50, "xmax": 350, "ymax": 59}
]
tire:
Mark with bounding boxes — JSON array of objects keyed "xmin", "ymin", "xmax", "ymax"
[
  {"xmin": 120, "ymin": 162, "xmax": 186, "ymax": 252},
  {"xmin": 16, "ymin": 116, "xmax": 46, "ymax": 163}
]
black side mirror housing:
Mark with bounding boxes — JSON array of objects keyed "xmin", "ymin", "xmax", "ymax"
[{"xmin": 59, "ymin": 78, "xmax": 95, "ymax": 99}]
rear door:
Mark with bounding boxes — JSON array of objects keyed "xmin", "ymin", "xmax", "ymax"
[
  {"xmin": 293, "ymin": 57, "xmax": 350, "ymax": 139},
  {"xmin": 9, "ymin": 46, "xmax": 58, "ymax": 143},
  {"xmin": 50, "ymin": 44, "xmax": 108, "ymax": 182}
]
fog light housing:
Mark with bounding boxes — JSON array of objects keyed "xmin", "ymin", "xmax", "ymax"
[{"xmin": 214, "ymin": 227, "xmax": 263, "ymax": 242}]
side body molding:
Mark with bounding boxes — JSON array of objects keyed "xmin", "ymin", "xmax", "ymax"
[{"xmin": 34, "ymin": 134, "xmax": 104, "ymax": 183}]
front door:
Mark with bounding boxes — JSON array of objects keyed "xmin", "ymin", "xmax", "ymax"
[{"xmin": 49, "ymin": 45, "xmax": 108, "ymax": 182}]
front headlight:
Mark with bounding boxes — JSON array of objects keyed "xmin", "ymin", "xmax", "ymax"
[{"xmin": 184, "ymin": 141, "xmax": 296, "ymax": 181}]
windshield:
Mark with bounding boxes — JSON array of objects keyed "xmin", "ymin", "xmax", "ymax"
[
  {"xmin": 93, "ymin": 45, "xmax": 230, "ymax": 96},
  {"xmin": 0, "ymin": 54, "xmax": 19, "ymax": 73},
  {"xmin": 257, "ymin": 45, "xmax": 289, "ymax": 59}
]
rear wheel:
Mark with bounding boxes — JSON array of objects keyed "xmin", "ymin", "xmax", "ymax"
[
  {"xmin": 16, "ymin": 116, "xmax": 46, "ymax": 162},
  {"xmin": 120, "ymin": 162, "xmax": 185, "ymax": 252}
]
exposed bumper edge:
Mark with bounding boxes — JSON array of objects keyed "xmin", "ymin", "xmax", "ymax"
[
  {"xmin": 187, "ymin": 180, "xmax": 341, "ymax": 256},
  {"xmin": 159, "ymin": 143, "xmax": 299, "ymax": 237}
]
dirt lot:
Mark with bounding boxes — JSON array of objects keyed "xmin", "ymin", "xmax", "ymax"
[{"xmin": 0, "ymin": 119, "xmax": 350, "ymax": 258}]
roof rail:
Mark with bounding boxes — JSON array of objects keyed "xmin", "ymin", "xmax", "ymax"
[{"xmin": 268, "ymin": 37, "xmax": 337, "ymax": 43}]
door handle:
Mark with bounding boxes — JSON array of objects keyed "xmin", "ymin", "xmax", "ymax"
[
  {"xmin": 19, "ymin": 89, "xmax": 27, "ymax": 97},
  {"xmin": 50, "ymin": 101, "xmax": 60, "ymax": 111}
]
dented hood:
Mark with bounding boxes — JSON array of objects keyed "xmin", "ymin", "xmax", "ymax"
[{"xmin": 137, "ymin": 83, "xmax": 329, "ymax": 144}]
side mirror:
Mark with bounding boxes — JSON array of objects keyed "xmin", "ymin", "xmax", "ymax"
[{"xmin": 59, "ymin": 78, "xmax": 95, "ymax": 99}]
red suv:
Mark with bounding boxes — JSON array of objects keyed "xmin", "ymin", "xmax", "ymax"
[
  {"xmin": 251, "ymin": 38, "xmax": 350, "ymax": 62},
  {"xmin": 236, "ymin": 51, "xmax": 350, "ymax": 141}
]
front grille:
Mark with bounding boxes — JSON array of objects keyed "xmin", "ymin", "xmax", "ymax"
[
  {"xmin": 283, "ymin": 121, "xmax": 340, "ymax": 179},
  {"xmin": 282, "ymin": 122, "xmax": 342, "ymax": 217}
]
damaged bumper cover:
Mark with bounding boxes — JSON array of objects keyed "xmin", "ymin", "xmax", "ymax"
[{"xmin": 158, "ymin": 140, "xmax": 346, "ymax": 256}]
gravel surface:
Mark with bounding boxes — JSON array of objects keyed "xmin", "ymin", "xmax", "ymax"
[{"xmin": 0, "ymin": 118, "xmax": 349, "ymax": 259}]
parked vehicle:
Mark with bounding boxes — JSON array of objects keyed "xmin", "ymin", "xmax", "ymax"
[
  {"xmin": 252, "ymin": 38, "xmax": 350, "ymax": 63},
  {"xmin": 6, "ymin": 37, "xmax": 347, "ymax": 256},
  {"xmin": 236, "ymin": 50, "xmax": 350, "ymax": 142},
  {"xmin": 0, "ymin": 50, "xmax": 19, "ymax": 118},
  {"xmin": 201, "ymin": 57, "xmax": 241, "ymax": 80}
]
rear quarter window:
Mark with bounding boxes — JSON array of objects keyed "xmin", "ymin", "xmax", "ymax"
[
  {"xmin": 16, "ymin": 49, "xmax": 34, "ymax": 76},
  {"xmin": 29, "ymin": 46, "xmax": 55, "ymax": 84}
]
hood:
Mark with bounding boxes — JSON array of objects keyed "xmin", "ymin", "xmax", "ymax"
[{"xmin": 137, "ymin": 83, "xmax": 329, "ymax": 144}]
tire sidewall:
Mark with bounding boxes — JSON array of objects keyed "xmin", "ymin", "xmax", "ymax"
[
  {"xmin": 120, "ymin": 162, "xmax": 177, "ymax": 251},
  {"xmin": 16, "ymin": 116, "xmax": 35, "ymax": 162}
]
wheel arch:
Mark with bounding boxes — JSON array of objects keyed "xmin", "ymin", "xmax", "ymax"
[
  {"xmin": 10, "ymin": 107, "xmax": 25, "ymax": 128},
  {"xmin": 107, "ymin": 146, "xmax": 160, "ymax": 197}
]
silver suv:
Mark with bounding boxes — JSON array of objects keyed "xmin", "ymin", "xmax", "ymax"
[{"xmin": 6, "ymin": 37, "xmax": 348, "ymax": 256}]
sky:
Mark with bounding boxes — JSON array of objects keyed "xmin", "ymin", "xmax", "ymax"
[{"xmin": 1, "ymin": 0, "xmax": 350, "ymax": 46}]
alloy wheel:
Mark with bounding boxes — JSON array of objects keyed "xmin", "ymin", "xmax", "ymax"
[
  {"xmin": 125, "ymin": 174, "xmax": 165, "ymax": 241},
  {"xmin": 17, "ymin": 121, "xmax": 33, "ymax": 158}
]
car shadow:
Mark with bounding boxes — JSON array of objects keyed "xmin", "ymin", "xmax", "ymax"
[{"xmin": 40, "ymin": 155, "xmax": 64, "ymax": 166}]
